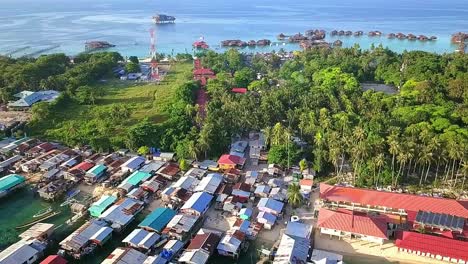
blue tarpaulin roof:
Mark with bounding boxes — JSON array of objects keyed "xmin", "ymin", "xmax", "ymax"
[{"xmin": 139, "ymin": 207, "xmax": 176, "ymax": 232}]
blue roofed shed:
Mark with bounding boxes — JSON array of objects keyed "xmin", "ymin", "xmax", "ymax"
[
  {"xmin": 139, "ymin": 207, "xmax": 177, "ymax": 232},
  {"xmin": 89, "ymin": 195, "xmax": 117, "ymax": 217}
]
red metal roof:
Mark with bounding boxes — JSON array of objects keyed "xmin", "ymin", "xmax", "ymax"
[
  {"xmin": 218, "ymin": 154, "xmax": 246, "ymax": 165},
  {"xmin": 187, "ymin": 233, "xmax": 220, "ymax": 253},
  {"xmin": 193, "ymin": 68, "xmax": 215, "ymax": 76},
  {"xmin": 317, "ymin": 208, "xmax": 388, "ymax": 239},
  {"xmin": 231, "ymin": 88, "xmax": 247, "ymax": 94},
  {"xmin": 40, "ymin": 255, "xmax": 67, "ymax": 264},
  {"xmin": 320, "ymin": 183, "xmax": 468, "ymax": 220},
  {"xmin": 396, "ymin": 231, "xmax": 468, "ymax": 261},
  {"xmin": 38, "ymin": 142, "xmax": 55, "ymax": 152},
  {"xmin": 300, "ymin": 179, "xmax": 313, "ymax": 187},
  {"xmin": 71, "ymin": 161, "xmax": 95, "ymax": 172}
]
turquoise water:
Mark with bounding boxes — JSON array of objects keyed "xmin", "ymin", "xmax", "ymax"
[
  {"xmin": 0, "ymin": 187, "xmax": 74, "ymax": 250},
  {"xmin": 0, "ymin": 0, "xmax": 467, "ymax": 57}
]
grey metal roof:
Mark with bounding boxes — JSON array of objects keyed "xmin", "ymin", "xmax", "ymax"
[{"xmin": 123, "ymin": 229, "xmax": 160, "ymax": 249}]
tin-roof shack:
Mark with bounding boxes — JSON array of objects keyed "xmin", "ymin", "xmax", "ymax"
[{"xmin": 139, "ymin": 207, "xmax": 177, "ymax": 233}]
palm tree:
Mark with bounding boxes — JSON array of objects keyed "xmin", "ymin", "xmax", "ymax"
[
  {"xmin": 287, "ymin": 183, "xmax": 303, "ymax": 208},
  {"xmin": 374, "ymin": 153, "xmax": 385, "ymax": 187},
  {"xmin": 418, "ymin": 147, "xmax": 433, "ymax": 186},
  {"xmin": 387, "ymin": 134, "xmax": 400, "ymax": 187}
]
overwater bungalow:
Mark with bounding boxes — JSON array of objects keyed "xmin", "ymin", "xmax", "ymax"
[
  {"xmin": 429, "ymin": 36, "xmax": 437, "ymax": 41},
  {"xmin": 354, "ymin": 31, "xmax": 364, "ymax": 36},
  {"xmin": 193, "ymin": 40, "xmax": 209, "ymax": 49},
  {"xmin": 387, "ymin": 33, "xmax": 396, "ymax": 39},
  {"xmin": 407, "ymin": 34, "xmax": 417, "ymax": 40},
  {"xmin": 257, "ymin": 39, "xmax": 271, "ymax": 46},
  {"xmin": 288, "ymin": 33, "xmax": 308, "ymax": 43},
  {"xmin": 368, "ymin": 31, "xmax": 382, "ymax": 37},
  {"xmin": 396, "ymin": 33, "xmax": 407, "ymax": 39},
  {"xmin": 221, "ymin": 40, "xmax": 247, "ymax": 47},
  {"xmin": 418, "ymin": 35, "xmax": 428, "ymax": 41},
  {"xmin": 277, "ymin": 33, "xmax": 287, "ymax": 41},
  {"xmin": 345, "ymin": 31, "xmax": 352, "ymax": 36},
  {"xmin": 331, "ymin": 30, "xmax": 338, "ymax": 36},
  {"xmin": 247, "ymin": 40, "xmax": 256, "ymax": 47},
  {"xmin": 338, "ymin": 30, "xmax": 345, "ymax": 36}
]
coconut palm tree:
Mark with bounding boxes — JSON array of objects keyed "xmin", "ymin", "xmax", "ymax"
[
  {"xmin": 374, "ymin": 153, "xmax": 385, "ymax": 187},
  {"xmin": 287, "ymin": 183, "xmax": 303, "ymax": 208}
]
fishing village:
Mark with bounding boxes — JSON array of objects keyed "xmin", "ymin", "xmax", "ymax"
[
  {"xmin": 0, "ymin": 8, "xmax": 467, "ymax": 264},
  {"xmin": 0, "ymin": 53, "xmax": 467, "ymax": 263}
]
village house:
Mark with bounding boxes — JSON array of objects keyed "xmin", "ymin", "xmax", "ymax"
[
  {"xmin": 120, "ymin": 156, "xmax": 145, "ymax": 173},
  {"xmin": 138, "ymin": 160, "xmax": 165, "ymax": 174},
  {"xmin": 194, "ymin": 173, "xmax": 223, "ymax": 194},
  {"xmin": 257, "ymin": 211, "xmax": 277, "ymax": 229},
  {"xmin": 317, "ymin": 208, "xmax": 388, "ymax": 245},
  {"xmin": 88, "ymin": 195, "xmax": 117, "ymax": 218},
  {"xmin": 117, "ymin": 170, "xmax": 152, "ymax": 194},
  {"xmin": 217, "ymin": 154, "xmax": 246, "ymax": 170},
  {"xmin": 0, "ymin": 223, "xmax": 55, "ymax": 264},
  {"xmin": 163, "ymin": 213, "xmax": 201, "ymax": 241},
  {"xmin": 126, "ymin": 187, "xmax": 148, "ymax": 201},
  {"xmin": 238, "ymin": 208, "xmax": 253, "ymax": 220},
  {"xmin": 173, "ymin": 176, "xmax": 200, "ymax": 192},
  {"xmin": 156, "ymin": 163, "xmax": 180, "ymax": 180},
  {"xmin": 249, "ymin": 132, "xmax": 266, "ymax": 165},
  {"xmin": 152, "ymin": 152, "xmax": 176, "ymax": 162},
  {"xmin": 64, "ymin": 161, "xmax": 94, "ymax": 182},
  {"xmin": 122, "ymin": 228, "xmax": 161, "ymax": 251},
  {"xmin": 273, "ymin": 222, "xmax": 312, "ymax": 264},
  {"xmin": 223, "ymin": 196, "xmax": 243, "ymax": 214},
  {"xmin": 257, "ymin": 198, "xmax": 284, "ymax": 216},
  {"xmin": 222, "ymin": 168, "xmax": 241, "ymax": 183},
  {"xmin": 138, "ymin": 207, "xmax": 177, "ymax": 233},
  {"xmin": 231, "ymin": 182, "xmax": 252, "ymax": 202},
  {"xmin": 217, "ymin": 230, "xmax": 246, "ymax": 259},
  {"xmin": 230, "ymin": 140, "xmax": 248, "ymax": 158},
  {"xmin": 140, "ymin": 178, "xmax": 161, "ymax": 193},
  {"xmin": 84, "ymin": 164, "xmax": 107, "ymax": 184},
  {"xmin": 244, "ymin": 170, "xmax": 261, "ymax": 185},
  {"xmin": 179, "ymin": 233, "xmax": 220, "ymax": 264},
  {"xmin": 180, "ymin": 191, "xmax": 213, "ymax": 216},
  {"xmin": 59, "ymin": 220, "xmax": 113, "ymax": 259},
  {"xmin": 8, "ymin": 90, "xmax": 60, "ymax": 110},
  {"xmin": 269, "ymin": 187, "xmax": 287, "ymax": 202},
  {"xmin": 184, "ymin": 167, "xmax": 207, "ymax": 179},
  {"xmin": 254, "ymin": 185, "xmax": 271, "ymax": 198},
  {"xmin": 193, "ymin": 160, "xmax": 219, "ymax": 171},
  {"xmin": 101, "ymin": 247, "xmax": 148, "ymax": 264},
  {"xmin": 99, "ymin": 197, "xmax": 144, "ymax": 232}
]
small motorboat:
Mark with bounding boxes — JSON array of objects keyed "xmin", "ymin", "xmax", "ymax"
[{"xmin": 33, "ymin": 207, "xmax": 52, "ymax": 218}]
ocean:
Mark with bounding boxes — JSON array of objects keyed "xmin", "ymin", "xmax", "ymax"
[{"xmin": 0, "ymin": 0, "xmax": 467, "ymax": 58}]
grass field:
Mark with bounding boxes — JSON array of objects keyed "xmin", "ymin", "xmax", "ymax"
[{"xmin": 29, "ymin": 62, "xmax": 193, "ymax": 140}]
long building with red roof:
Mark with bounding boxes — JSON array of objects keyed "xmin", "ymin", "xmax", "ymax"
[
  {"xmin": 396, "ymin": 231, "xmax": 468, "ymax": 263},
  {"xmin": 317, "ymin": 208, "xmax": 388, "ymax": 245},
  {"xmin": 319, "ymin": 183, "xmax": 468, "ymax": 223}
]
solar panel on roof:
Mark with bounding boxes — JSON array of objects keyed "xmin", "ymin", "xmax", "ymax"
[{"xmin": 415, "ymin": 210, "xmax": 465, "ymax": 232}]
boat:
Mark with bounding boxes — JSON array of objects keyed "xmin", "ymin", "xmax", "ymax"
[
  {"xmin": 16, "ymin": 211, "xmax": 61, "ymax": 229},
  {"xmin": 60, "ymin": 189, "xmax": 80, "ymax": 207},
  {"xmin": 153, "ymin": 14, "xmax": 176, "ymax": 24},
  {"xmin": 33, "ymin": 207, "xmax": 52, "ymax": 218}
]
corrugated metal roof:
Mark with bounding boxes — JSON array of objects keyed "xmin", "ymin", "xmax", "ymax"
[
  {"xmin": 89, "ymin": 226, "xmax": 113, "ymax": 242},
  {"xmin": 194, "ymin": 173, "xmax": 222, "ymax": 194},
  {"xmin": 273, "ymin": 234, "xmax": 310, "ymax": 264},
  {"xmin": 174, "ymin": 176, "xmax": 199, "ymax": 191},
  {"xmin": 396, "ymin": 231, "xmax": 468, "ymax": 261},
  {"xmin": 285, "ymin": 222, "xmax": 312, "ymax": 239},
  {"xmin": 0, "ymin": 174, "xmax": 25, "ymax": 192},
  {"xmin": 181, "ymin": 192, "xmax": 213, "ymax": 214},
  {"xmin": 89, "ymin": 195, "xmax": 117, "ymax": 217},
  {"xmin": 320, "ymin": 183, "xmax": 468, "ymax": 220},
  {"xmin": 257, "ymin": 211, "xmax": 277, "ymax": 224},
  {"xmin": 123, "ymin": 229, "xmax": 160, "ymax": 249},
  {"xmin": 122, "ymin": 171, "xmax": 152, "ymax": 186},
  {"xmin": 257, "ymin": 198, "xmax": 284, "ymax": 213},
  {"xmin": 217, "ymin": 232, "xmax": 242, "ymax": 254},
  {"xmin": 121, "ymin": 156, "xmax": 145, "ymax": 170},
  {"xmin": 88, "ymin": 164, "xmax": 107, "ymax": 176},
  {"xmin": 139, "ymin": 207, "xmax": 176, "ymax": 232},
  {"xmin": 317, "ymin": 208, "xmax": 387, "ymax": 239}
]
